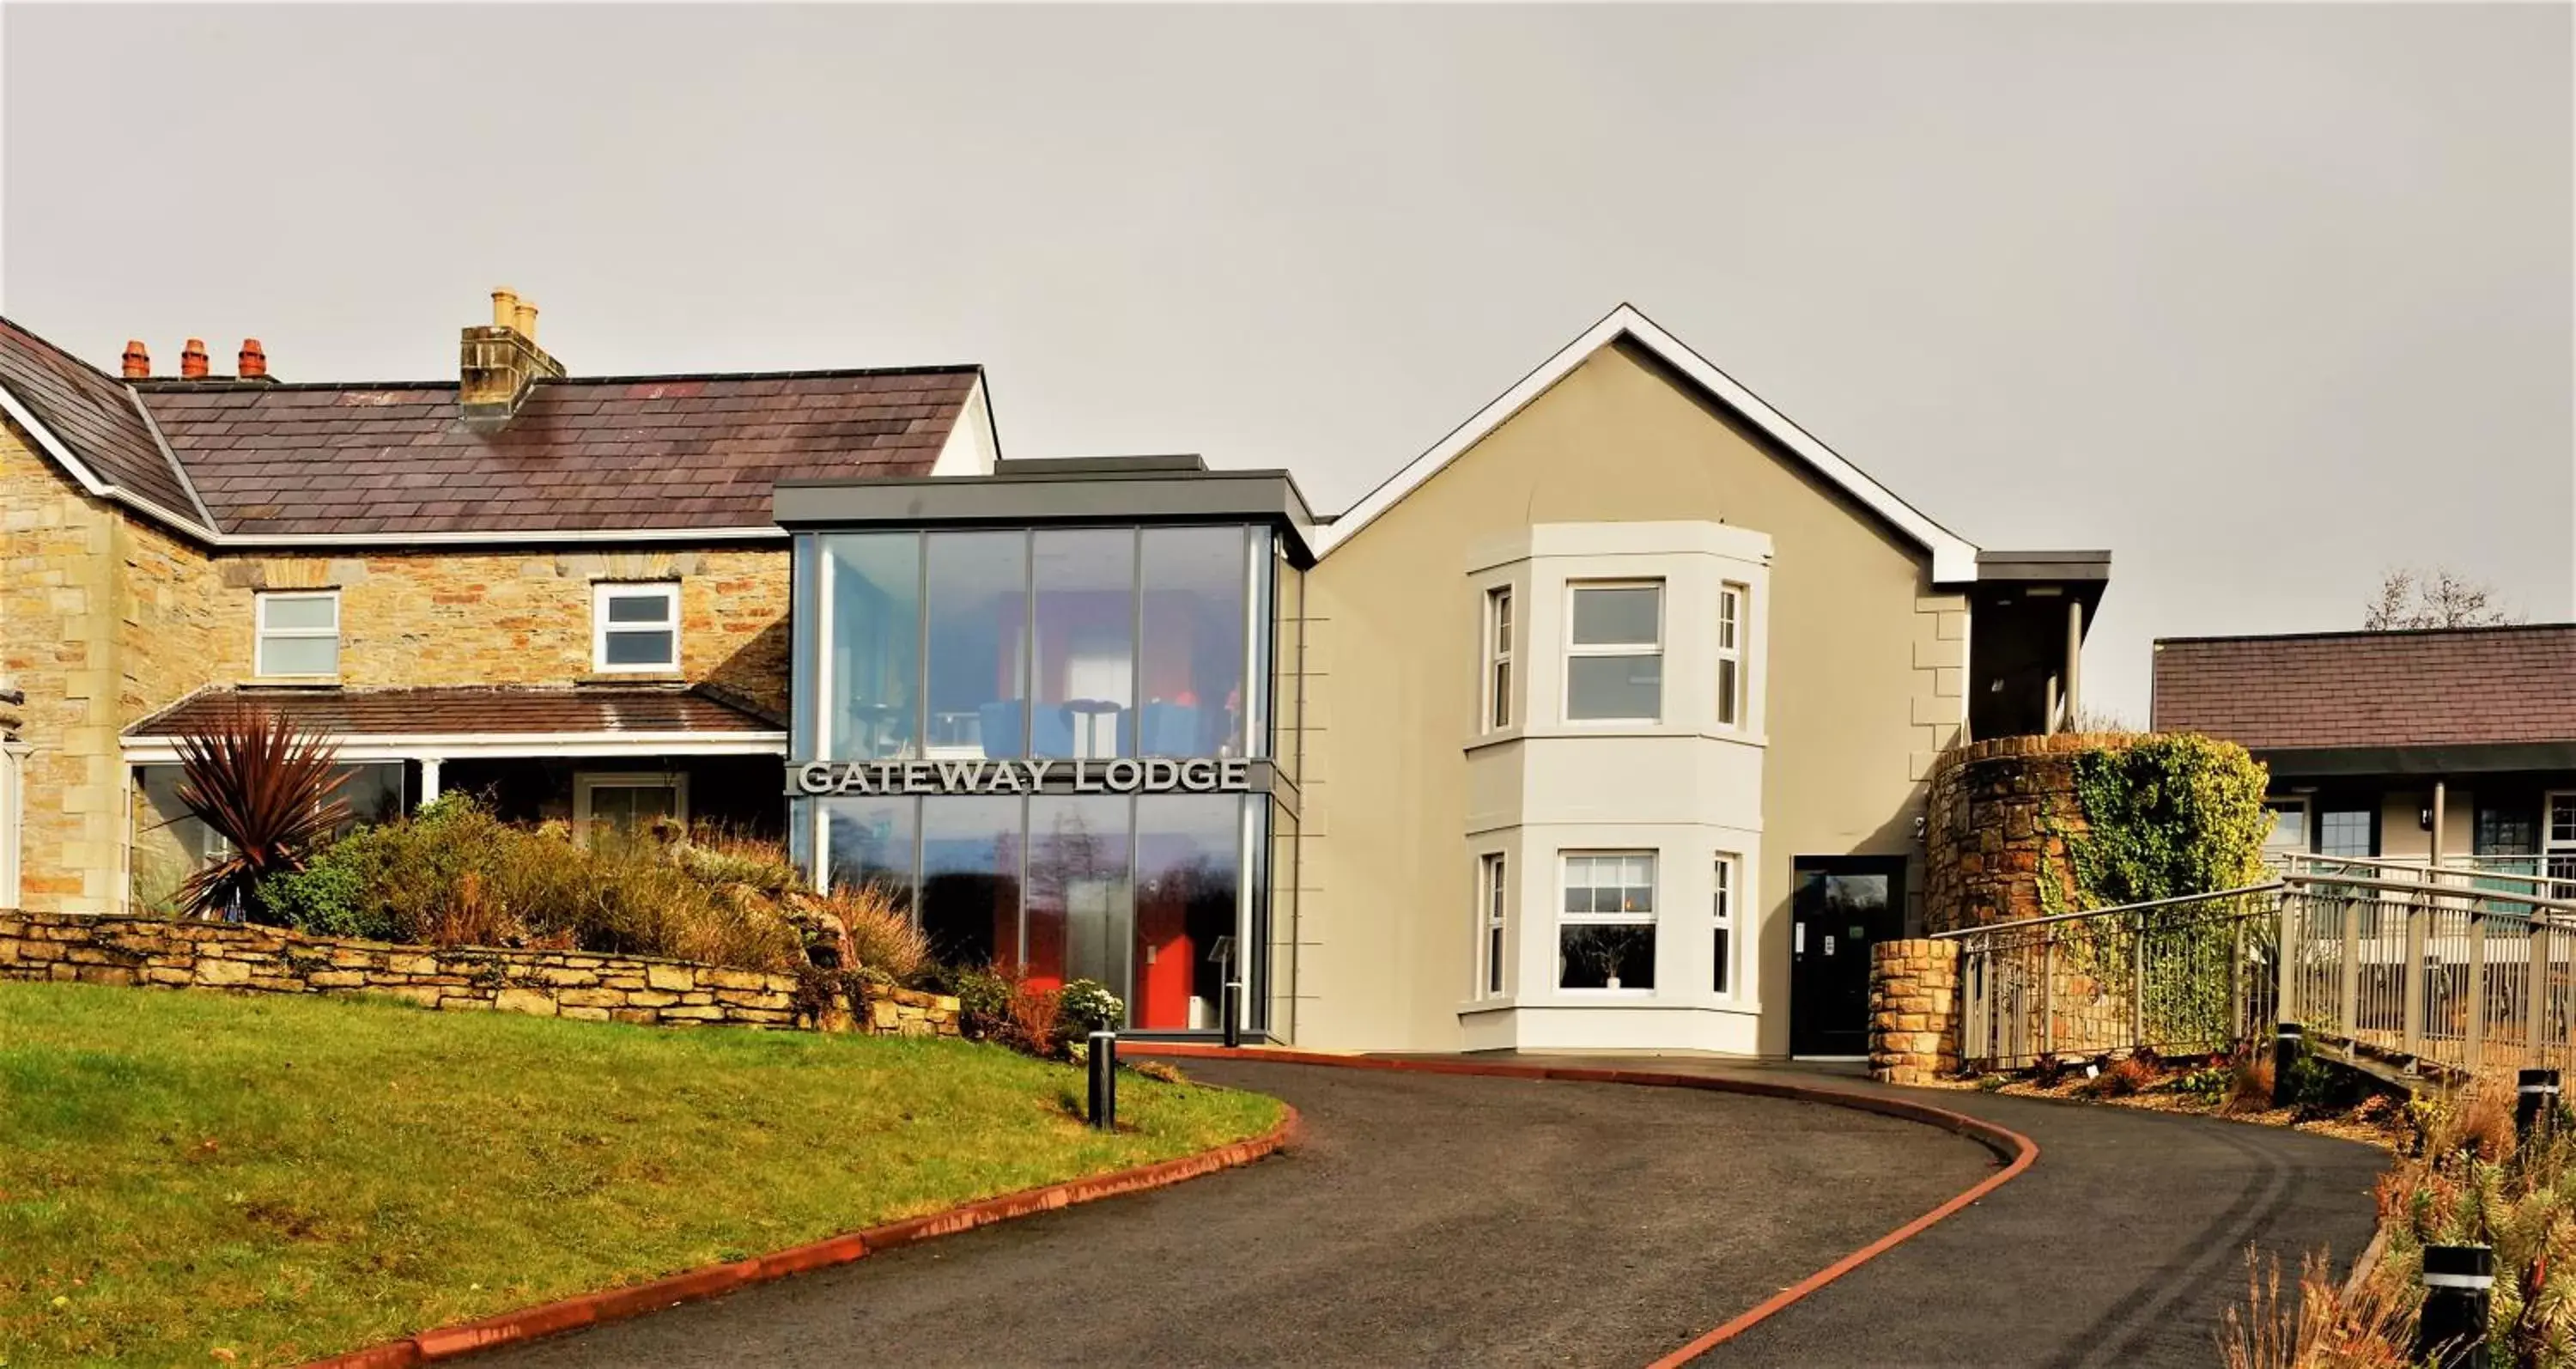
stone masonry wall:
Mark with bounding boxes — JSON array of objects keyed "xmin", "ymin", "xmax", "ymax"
[
  {"xmin": 2, "ymin": 422, "xmax": 131, "ymax": 913},
  {"xmin": 1869, "ymin": 938, "xmax": 1961, "ymax": 1084},
  {"xmin": 0, "ymin": 910, "xmax": 961, "ymax": 1037},
  {"xmin": 1923, "ymin": 733, "xmax": 2142, "ymax": 933}
]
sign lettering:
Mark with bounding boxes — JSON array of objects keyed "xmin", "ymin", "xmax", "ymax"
[{"xmin": 791, "ymin": 757, "xmax": 1255, "ymax": 798}]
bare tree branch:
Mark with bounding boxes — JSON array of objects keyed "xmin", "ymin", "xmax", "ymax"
[{"xmin": 2363, "ymin": 566, "xmax": 2518, "ymax": 630}]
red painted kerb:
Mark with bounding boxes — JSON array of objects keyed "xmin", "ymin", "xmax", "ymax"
[
  {"xmin": 301, "ymin": 1104, "xmax": 1303, "ymax": 1368},
  {"xmin": 1139, "ymin": 1044, "xmax": 2040, "ymax": 1368},
  {"xmin": 306, "ymin": 1046, "xmax": 2035, "ymax": 1368}
]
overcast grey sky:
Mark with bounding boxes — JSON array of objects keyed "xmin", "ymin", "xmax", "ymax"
[{"xmin": 4, "ymin": 3, "xmax": 2567, "ymax": 719}]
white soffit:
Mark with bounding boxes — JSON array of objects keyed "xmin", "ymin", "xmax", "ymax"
[{"xmin": 1315, "ymin": 304, "xmax": 1983, "ymax": 584}]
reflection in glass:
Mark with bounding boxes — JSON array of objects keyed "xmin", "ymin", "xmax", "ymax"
[
  {"xmin": 925, "ymin": 532, "xmax": 1029, "ymax": 758},
  {"xmin": 1027, "ymin": 796, "xmax": 1130, "ymax": 995},
  {"xmin": 920, "ymin": 797, "xmax": 1020, "ymax": 970},
  {"xmin": 1138, "ymin": 527, "xmax": 1249, "ymax": 757},
  {"xmin": 1133, "ymin": 795, "xmax": 1243, "ymax": 1031},
  {"xmin": 824, "ymin": 533, "xmax": 920, "ymax": 759},
  {"xmin": 1033, "ymin": 530, "xmax": 1135, "ymax": 759},
  {"xmin": 825, "ymin": 797, "xmax": 916, "ymax": 914}
]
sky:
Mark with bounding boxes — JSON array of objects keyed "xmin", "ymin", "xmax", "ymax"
[{"xmin": 3, "ymin": 3, "xmax": 2568, "ymax": 721}]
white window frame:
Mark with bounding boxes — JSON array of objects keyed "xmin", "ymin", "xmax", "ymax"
[
  {"xmin": 592, "ymin": 581, "xmax": 682, "ymax": 674},
  {"xmin": 253, "ymin": 589, "xmax": 340, "ymax": 678},
  {"xmin": 1713, "ymin": 852, "xmax": 1739, "ymax": 996},
  {"xmin": 1563, "ymin": 580, "xmax": 1664, "ymax": 725},
  {"xmin": 1558, "ymin": 849, "xmax": 1656, "ymax": 993},
  {"xmin": 2545, "ymin": 790, "xmax": 2576, "ymax": 884},
  {"xmin": 573, "ymin": 771, "xmax": 690, "ymax": 832},
  {"xmin": 1716, "ymin": 583, "xmax": 1746, "ymax": 729},
  {"xmin": 1478, "ymin": 851, "xmax": 1508, "ymax": 998},
  {"xmin": 1483, "ymin": 586, "xmax": 1514, "ymax": 733}
]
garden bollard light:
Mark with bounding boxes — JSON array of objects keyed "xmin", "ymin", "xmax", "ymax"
[
  {"xmin": 1088, "ymin": 1030, "xmax": 1117, "ymax": 1131},
  {"xmin": 2271, "ymin": 1022, "xmax": 2303, "ymax": 1107},
  {"xmin": 1223, "ymin": 979, "xmax": 1243, "ymax": 1049},
  {"xmin": 2417, "ymin": 1244, "xmax": 2494, "ymax": 1369},
  {"xmin": 2517, "ymin": 1068, "xmax": 2561, "ymax": 1139}
]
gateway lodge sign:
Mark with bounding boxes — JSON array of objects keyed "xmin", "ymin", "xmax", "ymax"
[{"xmin": 791, "ymin": 757, "xmax": 1255, "ymax": 798}]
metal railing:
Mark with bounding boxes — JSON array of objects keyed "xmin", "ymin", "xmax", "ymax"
[
  {"xmin": 2274, "ymin": 851, "xmax": 2576, "ymax": 905},
  {"xmin": 1943, "ymin": 873, "xmax": 2576, "ymax": 1079},
  {"xmin": 1939, "ymin": 885, "xmax": 2284, "ymax": 1070}
]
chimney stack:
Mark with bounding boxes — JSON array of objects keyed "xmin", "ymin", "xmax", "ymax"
[
  {"xmin": 459, "ymin": 285, "xmax": 564, "ymax": 422},
  {"xmin": 179, "ymin": 338, "xmax": 210, "ymax": 380},
  {"xmin": 122, "ymin": 341, "xmax": 150, "ymax": 379},
  {"xmin": 238, "ymin": 339, "xmax": 269, "ymax": 380}
]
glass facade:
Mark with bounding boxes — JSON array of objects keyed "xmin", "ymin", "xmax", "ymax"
[{"xmin": 792, "ymin": 520, "xmax": 1301, "ymax": 1035}]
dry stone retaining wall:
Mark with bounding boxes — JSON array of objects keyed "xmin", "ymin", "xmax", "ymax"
[
  {"xmin": 0, "ymin": 909, "xmax": 959, "ymax": 1037},
  {"xmin": 1868, "ymin": 937, "xmax": 1962, "ymax": 1083}
]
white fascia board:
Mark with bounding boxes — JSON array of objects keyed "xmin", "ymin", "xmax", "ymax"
[
  {"xmin": 0, "ymin": 380, "xmax": 221, "ymax": 539},
  {"xmin": 929, "ymin": 372, "xmax": 1000, "ymax": 476},
  {"xmin": 120, "ymin": 731, "xmax": 788, "ymax": 765},
  {"xmin": 1315, "ymin": 305, "xmax": 1984, "ymax": 585}
]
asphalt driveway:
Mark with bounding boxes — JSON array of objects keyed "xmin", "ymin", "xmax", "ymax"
[{"xmin": 478, "ymin": 1057, "xmax": 1996, "ymax": 1367}]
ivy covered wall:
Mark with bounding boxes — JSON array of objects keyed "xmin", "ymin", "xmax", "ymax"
[{"xmin": 1924, "ymin": 733, "xmax": 2271, "ymax": 931}]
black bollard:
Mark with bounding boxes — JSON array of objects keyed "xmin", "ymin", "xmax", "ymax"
[
  {"xmin": 2271, "ymin": 1022, "xmax": 2303, "ymax": 1107},
  {"xmin": 2517, "ymin": 1068, "xmax": 2561, "ymax": 1139},
  {"xmin": 2418, "ymin": 1244, "xmax": 2494, "ymax": 1369},
  {"xmin": 1087, "ymin": 1030, "xmax": 1117, "ymax": 1131},
  {"xmin": 1222, "ymin": 979, "xmax": 1244, "ymax": 1049}
]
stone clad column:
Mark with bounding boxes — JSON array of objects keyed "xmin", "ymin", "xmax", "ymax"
[{"xmin": 1869, "ymin": 938, "xmax": 1962, "ymax": 1084}]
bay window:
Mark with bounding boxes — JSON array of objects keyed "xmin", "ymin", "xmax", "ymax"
[
  {"xmin": 1564, "ymin": 582, "xmax": 1662, "ymax": 722},
  {"xmin": 1713, "ymin": 853, "xmax": 1738, "ymax": 995},
  {"xmin": 1559, "ymin": 851, "xmax": 1655, "ymax": 990},
  {"xmin": 1484, "ymin": 587, "xmax": 1514, "ymax": 731},
  {"xmin": 1478, "ymin": 851, "xmax": 1507, "ymax": 996},
  {"xmin": 1716, "ymin": 584, "xmax": 1745, "ymax": 727}
]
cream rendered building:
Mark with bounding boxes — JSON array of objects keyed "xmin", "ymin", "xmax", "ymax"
[{"xmin": 1291, "ymin": 307, "xmax": 2106, "ymax": 1058}]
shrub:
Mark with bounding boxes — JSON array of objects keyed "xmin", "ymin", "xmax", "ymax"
[
  {"xmin": 821, "ymin": 884, "xmax": 932, "ymax": 984},
  {"xmin": 947, "ymin": 964, "xmax": 1022, "ymax": 1041},
  {"xmin": 173, "ymin": 707, "xmax": 353, "ymax": 920},
  {"xmin": 2081, "ymin": 1050, "xmax": 2160, "ymax": 1098},
  {"xmin": 1000, "ymin": 980, "xmax": 1066, "ymax": 1060},
  {"xmin": 1057, "ymin": 979, "xmax": 1125, "ymax": 1037},
  {"xmin": 248, "ymin": 796, "xmax": 809, "ymax": 972},
  {"xmin": 252, "ymin": 843, "xmax": 387, "ymax": 941}
]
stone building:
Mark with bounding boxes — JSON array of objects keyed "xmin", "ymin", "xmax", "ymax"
[{"xmin": 0, "ymin": 292, "xmax": 997, "ymax": 915}]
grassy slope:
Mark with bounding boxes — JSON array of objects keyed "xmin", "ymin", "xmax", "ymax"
[{"xmin": 0, "ymin": 982, "xmax": 1281, "ymax": 1367}]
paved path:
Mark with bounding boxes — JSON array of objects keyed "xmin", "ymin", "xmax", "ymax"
[
  {"xmin": 1509, "ymin": 1056, "xmax": 2387, "ymax": 1367},
  {"xmin": 477, "ymin": 1056, "xmax": 2385, "ymax": 1368},
  {"xmin": 480, "ymin": 1058, "xmax": 1994, "ymax": 1367}
]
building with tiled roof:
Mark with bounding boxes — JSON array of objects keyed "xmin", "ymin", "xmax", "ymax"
[
  {"xmin": 2152, "ymin": 624, "xmax": 2576, "ymax": 880},
  {"xmin": 0, "ymin": 289, "xmax": 995, "ymax": 913}
]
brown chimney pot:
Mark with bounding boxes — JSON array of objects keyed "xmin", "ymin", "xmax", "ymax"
[
  {"xmin": 179, "ymin": 338, "xmax": 210, "ymax": 380},
  {"xmin": 238, "ymin": 339, "xmax": 268, "ymax": 379},
  {"xmin": 121, "ymin": 341, "xmax": 150, "ymax": 379}
]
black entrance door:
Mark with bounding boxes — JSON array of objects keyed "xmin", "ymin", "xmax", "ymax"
[{"xmin": 1789, "ymin": 855, "xmax": 1907, "ymax": 1057}]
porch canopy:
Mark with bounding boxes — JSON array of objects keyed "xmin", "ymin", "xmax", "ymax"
[{"xmin": 123, "ymin": 684, "xmax": 787, "ymax": 813}]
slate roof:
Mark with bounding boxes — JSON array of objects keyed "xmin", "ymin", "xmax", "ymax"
[
  {"xmin": 142, "ymin": 369, "xmax": 979, "ymax": 537},
  {"xmin": 2151, "ymin": 624, "xmax": 2576, "ymax": 751},
  {"xmin": 127, "ymin": 684, "xmax": 786, "ymax": 739},
  {"xmin": 0, "ymin": 317, "xmax": 197, "ymax": 517},
  {"xmin": 0, "ymin": 315, "xmax": 983, "ymax": 540}
]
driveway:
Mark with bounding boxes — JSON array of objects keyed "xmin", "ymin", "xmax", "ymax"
[
  {"xmin": 477, "ymin": 1056, "xmax": 2384, "ymax": 1367},
  {"xmin": 478, "ymin": 1057, "xmax": 1996, "ymax": 1367}
]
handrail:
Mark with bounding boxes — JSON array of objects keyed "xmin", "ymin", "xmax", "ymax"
[
  {"xmin": 1927, "ymin": 882, "xmax": 2284, "ymax": 939},
  {"xmin": 2281, "ymin": 870, "xmax": 2576, "ymax": 914},
  {"xmin": 2279, "ymin": 851, "xmax": 2576, "ymax": 897}
]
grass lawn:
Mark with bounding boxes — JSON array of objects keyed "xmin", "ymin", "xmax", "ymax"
[{"xmin": 0, "ymin": 981, "xmax": 1284, "ymax": 1367}]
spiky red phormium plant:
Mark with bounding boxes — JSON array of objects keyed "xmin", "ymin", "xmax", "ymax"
[{"xmin": 173, "ymin": 706, "xmax": 351, "ymax": 921}]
